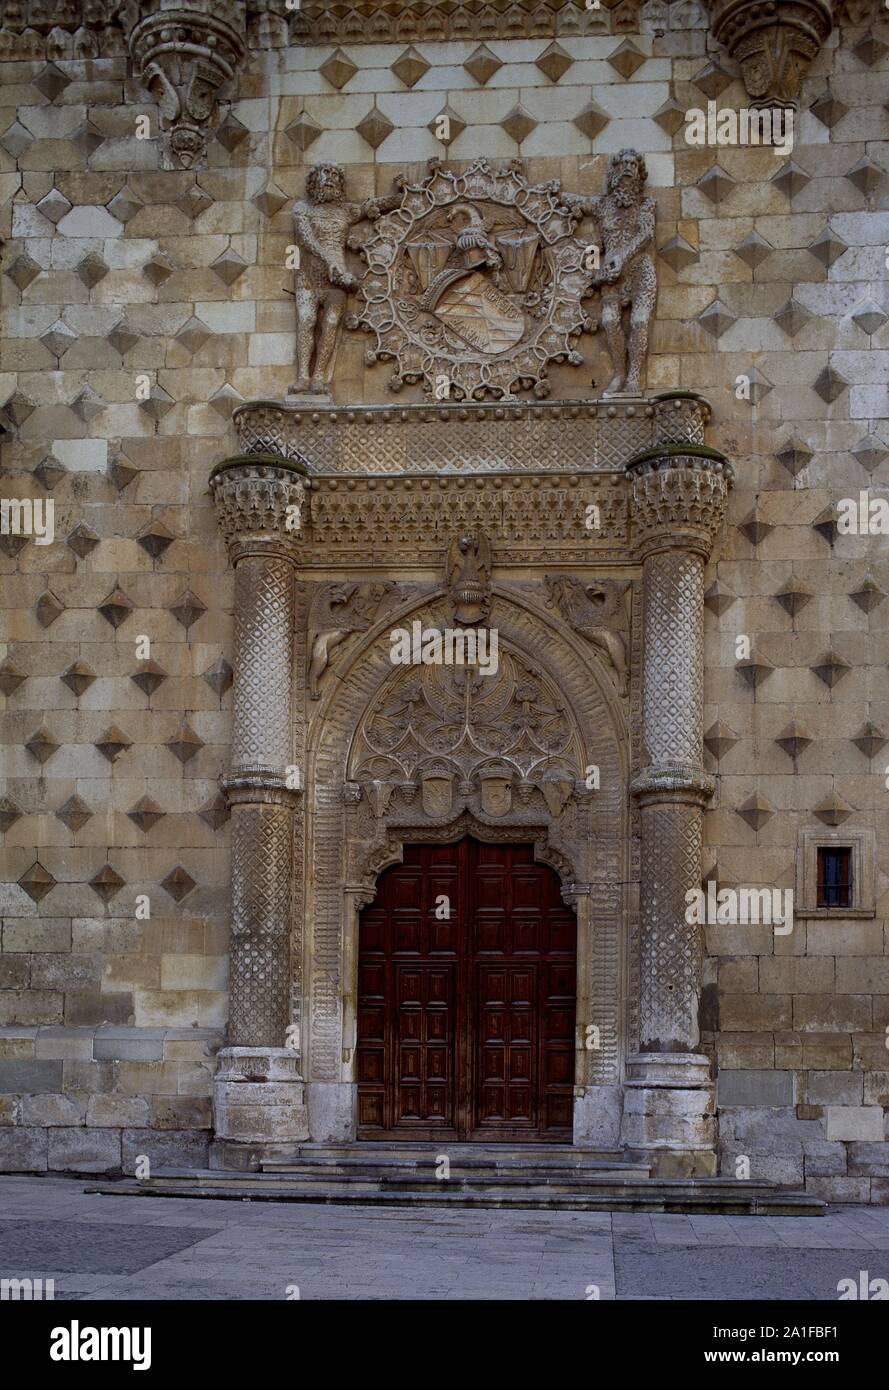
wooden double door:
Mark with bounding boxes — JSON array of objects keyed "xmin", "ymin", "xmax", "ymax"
[{"xmin": 356, "ymin": 838, "xmax": 576, "ymax": 1141}]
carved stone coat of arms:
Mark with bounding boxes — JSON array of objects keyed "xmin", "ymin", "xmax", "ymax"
[{"xmin": 349, "ymin": 157, "xmax": 597, "ymax": 402}]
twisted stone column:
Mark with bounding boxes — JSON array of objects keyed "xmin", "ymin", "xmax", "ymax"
[
  {"xmin": 209, "ymin": 455, "xmax": 308, "ymax": 1165},
  {"xmin": 621, "ymin": 397, "xmax": 732, "ymax": 1171}
]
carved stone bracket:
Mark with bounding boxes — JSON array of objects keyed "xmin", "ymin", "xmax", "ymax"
[
  {"xmin": 128, "ymin": 2, "xmax": 247, "ymax": 168},
  {"xmin": 708, "ymin": 0, "xmax": 834, "ymax": 108}
]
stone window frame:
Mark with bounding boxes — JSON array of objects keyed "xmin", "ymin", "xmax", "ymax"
[{"xmin": 796, "ymin": 827, "xmax": 876, "ymax": 919}]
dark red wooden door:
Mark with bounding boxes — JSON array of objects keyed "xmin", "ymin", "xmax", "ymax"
[{"xmin": 357, "ymin": 838, "xmax": 576, "ymax": 1140}]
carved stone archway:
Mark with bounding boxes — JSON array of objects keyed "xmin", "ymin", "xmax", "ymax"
[{"xmin": 302, "ymin": 585, "xmax": 629, "ymax": 1144}]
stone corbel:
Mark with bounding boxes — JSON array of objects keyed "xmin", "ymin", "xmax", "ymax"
[
  {"xmin": 128, "ymin": 2, "xmax": 247, "ymax": 168},
  {"xmin": 708, "ymin": 0, "xmax": 834, "ymax": 108}
]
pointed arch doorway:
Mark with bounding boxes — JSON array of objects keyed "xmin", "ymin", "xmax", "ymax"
[{"xmin": 356, "ymin": 837, "xmax": 577, "ymax": 1142}]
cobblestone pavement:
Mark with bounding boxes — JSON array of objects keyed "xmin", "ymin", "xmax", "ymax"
[{"xmin": 1, "ymin": 1177, "xmax": 888, "ymax": 1301}]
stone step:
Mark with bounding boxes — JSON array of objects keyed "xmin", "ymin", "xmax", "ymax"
[{"xmin": 86, "ymin": 1172, "xmax": 826, "ymax": 1216}]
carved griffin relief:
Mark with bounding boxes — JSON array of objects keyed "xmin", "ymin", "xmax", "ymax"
[
  {"xmin": 307, "ymin": 581, "xmax": 397, "ymax": 699},
  {"xmin": 545, "ymin": 574, "xmax": 631, "ymax": 696}
]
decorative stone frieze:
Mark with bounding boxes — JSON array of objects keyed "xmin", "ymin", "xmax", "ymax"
[
  {"xmin": 128, "ymin": 2, "xmax": 247, "ymax": 168},
  {"xmin": 708, "ymin": 0, "xmax": 834, "ymax": 108}
]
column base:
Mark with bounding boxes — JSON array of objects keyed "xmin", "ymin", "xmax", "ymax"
[
  {"xmin": 620, "ymin": 1052, "xmax": 716, "ymax": 1159},
  {"xmin": 211, "ymin": 1046, "xmax": 308, "ymax": 1169}
]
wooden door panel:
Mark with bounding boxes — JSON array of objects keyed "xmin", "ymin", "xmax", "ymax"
[{"xmin": 357, "ymin": 838, "xmax": 576, "ymax": 1140}]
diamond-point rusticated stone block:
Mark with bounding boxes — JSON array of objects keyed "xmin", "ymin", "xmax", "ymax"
[
  {"xmin": 285, "ymin": 111, "xmax": 323, "ymax": 153},
  {"xmin": 202, "ymin": 656, "xmax": 233, "ymax": 697},
  {"xmin": 0, "ymin": 119, "xmax": 32, "ymax": 159},
  {"xmin": 18, "ymin": 860, "xmax": 56, "ymax": 903},
  {"xmin": 36, "ymin": 187, "xmax": 72, "ymax": 225},
  {"xmin": 127, "ymin": 797, "xmax": 165, "ymax": 833},
  {"xmin": 429, "ymin": 104, "xmax": 466, "ymax": 147},
  {"xmin": 174, "ymin": 315, "xmax": 211, "ymax": 356},
  {"xmin": 95, "ymin": 725, "xmax": 132, "ymax": 763},
  {"xmin": 736, "ymin": 793, "xmax": 773, "ymax": 832},
  {"xmin": 658, "ymin": 236, "xmax": 699, "ymax": 272},
  {"xmin": 36, "ymin": 589, "xmax": 64, "ymax": 628},
  {"xmin": 70, "ymin": 385, "xmax": 105, "ymax": 423},
  {"xmin": 0, "ymin": 659, "xmax": 27, "ymax": 696},
  {"xmin": 215, "ymin": 112, "xmax": 249, "ymax": 153},
  {"xmin": 851, "ymin": 435, "xmax": 888, "ymax": 475},
  {"xmin": 849, "ymin": 576, "xmax": 885, "ymax": 613},
  {"xmin": 704, "ymin": 721, "xmax": 740, "ymax": 761},
  {"xmin": 808, "ymin": 226, "xmax": 848, "ymax": 268},
  {"xmin": 1, "ymin": 390, "xmax": 36, "ymax": 428},
  {"xmin": 25, "ymin": 726, "xmax": 59, "ymax": 764},
  {"xmin": 704, "ymin": 579, "xmax": 736, "ymax": 616},
  {"xmin": 209, "ymin": 383, "xmax": 244, "ymax": 419},
  {"xmin": 846, "ymin": 157, "xmax": 885, "ymax": 198},
  {"xmin": 107, "ymin": 185, "xmax": 144, "ymax": 224},
  {"xmin": 61, "ymin": 661, "xmax": 96, "ymax": 697},
  {"xmin": 392, "ymin": 45, "xmax": 430, "ymax": 88},
  {"xmin": 34, "ymin": 455, "xmax": 65, "ymax": 490},
  {"xmin": 464, "ymin": 44, "xmax": 502, "ymax": 86},
  {"xmin": 775, "ymin": 721, "xmax": 813, "ymax": 760},
  {"xmin": 76, "ymin": 251, "xmax": 109, "ymax": 289},
  {"xmin": 169, "ymin": 588, "xmax": 207, "ymax": 631},
  {"xmin": 57, "ymin": 794, "xmax": 93, "ymax": 832},
  {"xmin": 357, "ymin": 105, "xmax": 395, "ymax": 151},
  {"xmin": 536, "ymin": 41, "xmax": 574, "ymax": 83},
  {"xmin": 166, "ymin": 721, "xmax": 204, "ymax": 764},
  {"xmin": 501, "ymin": 103, "xmax": 538, "ymax": 145},
  {"xmin": 0, "ymin": 797, "xmax": 23, "ymax": 833},
  {"xmin": 812, "ymin": 505, "xmax": 838, "ymax": 545},
  {"xmin": 34, "ymin": 61, "xmax": 71, "ymax": 103},
  {"xmin": 66, "ymin": 523, "xmax": 100, "ymax": 559},
  {"xmin": 138, "ymin": 384, "xmax": 176, "ymax": 421},
  {"xmin": 176, "ymin": 184, "xmax": 214, "ymax": 221},
  {"xmin": 573, "ymin": 99, "xmax": 609, "ymax": 142},
  {"xmin": 198, "ymin": 794, "xmax": 230, "ymax": 830},
  {"xmin": 698, "ymin": 299, "xmax": 736, "ymax": 339},
  {"xmin": 131, "ymin": 660, "xmax": 168, "ymax": 698},
  {"xmin": 320, "ymin": 47, "xmax": 358, "ymax": 91},
  {"xmin": 98, "ymin": 586, "xmax": 133, "ymax": 630},
  {"xmin": 738, "ymin": 509, "xmax": 773, "ymax": 545},
  {"xmin": 693, "ymin": 59, "xmax": 734, "ymax": 99},
  {"xmin": 40, "ymin": 319, "xmax": 77, "ymax": 358},
  {"xmin": 775, "ymin": 437, "xmax": 812, "ymax": 478},
  {"xmin": 161, "ymin": 865, "xmax": 197, "ymax": 902},
  {"xmin": 810, "ymin": 89, "xmax": 848, "ymax": 129},
  {"xmin": 107, "ymin": 320, "xmax": 139, "ymax": 358},
  {"xmin": 697, "ymin": 164, "xmax": 734, "ymax": 204},
  {"xmin": 210, "ymin": 248, "xmax": 248, "ymax": 286},
  {"xmin": 252, "ymin": 178, "xmax": 289, "ymax": 218},
  {"xmin": 90, "ymin": 864, "xmax": 126, "ymax": 904},
  {"xmin": 734, "ymin": 230, "xmax": 773, "ymax": 271},
  {"xmin": 136, "ymin": 521, "xmax": 175, "ymax": 560},
  {"xmin": 772, "ymin": 161, "xmax": 810, "ymax": 200},
  {"xmin": 774, "ymin": 297, "xmax": 812, "ymax": 338},
  {"xmin": 737, "ymin": 652, "xmax": 774, "ymax": 689},
  {"xmin": 851, "ymin": 300, "xmax": 887, "ymax": 337},
  {"xmin": 813, "ymin": 793, "xmax": 853, "ymax": 827},
  {"xmin": 652, "ymin": 95, "xmax": 686, "ymax": 137},
  {"xmin": 6, "ymin": 252, "xmax": 42, "ymax": 290},
  {"xmin": 607, "ymin": 38, "xmax": 645, "ymax": 80},
  {"xmin": 852, "ymin": 722, "xmax": 887, "ymax": 759},
  {"xmin": 813, "ymin": 364, "xmax": 848, "ymax": 404},
  {"xmin": 109, "ymin": 455, "xmax": 138, "ymax": 491},
  {"xmin": 811, "ymin": 651, "xmax": 851, "ymax": 688},
  {"xmin": 774, "ymin": 580, "xmax": 812, "ymax": 618},
  {"xmin": 142, "ymin": 252, "xmax": 174, "ymax": 287}
]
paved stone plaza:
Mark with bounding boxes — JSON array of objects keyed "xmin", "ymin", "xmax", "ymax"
[{"xmin": 1, "ymin": 1176, "xmax": 888, "ymax": 1301}]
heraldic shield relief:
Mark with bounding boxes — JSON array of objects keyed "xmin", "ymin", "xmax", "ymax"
[{"xmin": 349, "ymin": 157, "xmax": 597, "ymax": 401}]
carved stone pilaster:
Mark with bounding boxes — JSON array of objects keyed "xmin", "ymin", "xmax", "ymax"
[
  {"xmin": 210, "ymin": 455, "xmax": 308, "ymax": 1158},
  {"xmin": 622, "ymin": 413, "xmax": 732, "ymax": 1167},
  {"xmin": 709, "ymin": 0, "xmax": 834, "ymax": 109},
  {"xmin": 128, "ymin": 2, "xmax": 247, "ymax": 168}
]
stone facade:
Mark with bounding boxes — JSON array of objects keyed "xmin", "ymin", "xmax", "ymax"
[{"xmin": 0, "ymin": 0, "xmax": 888, "ymax": 1200}]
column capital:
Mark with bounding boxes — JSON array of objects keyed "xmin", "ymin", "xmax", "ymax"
[
  {"xmin": 625, "ymin": 444, "xmax": 733, "ymax": 562},
  {"xmin": 209, "ymin": 455, "xmax": 308, "ymax": 566},
  {"xmin": 631, "ymin": 764, "xmax": 715, "ymax": 808}
]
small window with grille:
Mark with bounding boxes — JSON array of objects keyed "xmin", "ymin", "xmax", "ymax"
[{"xmin": 816, "ymin": 846, "xmax": 852, "ymax": 909}]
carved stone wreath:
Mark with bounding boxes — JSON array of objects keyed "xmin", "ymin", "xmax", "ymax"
[{"xmin": 349, "ymin": 158, "xmax": 595, "ymax": 402}]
